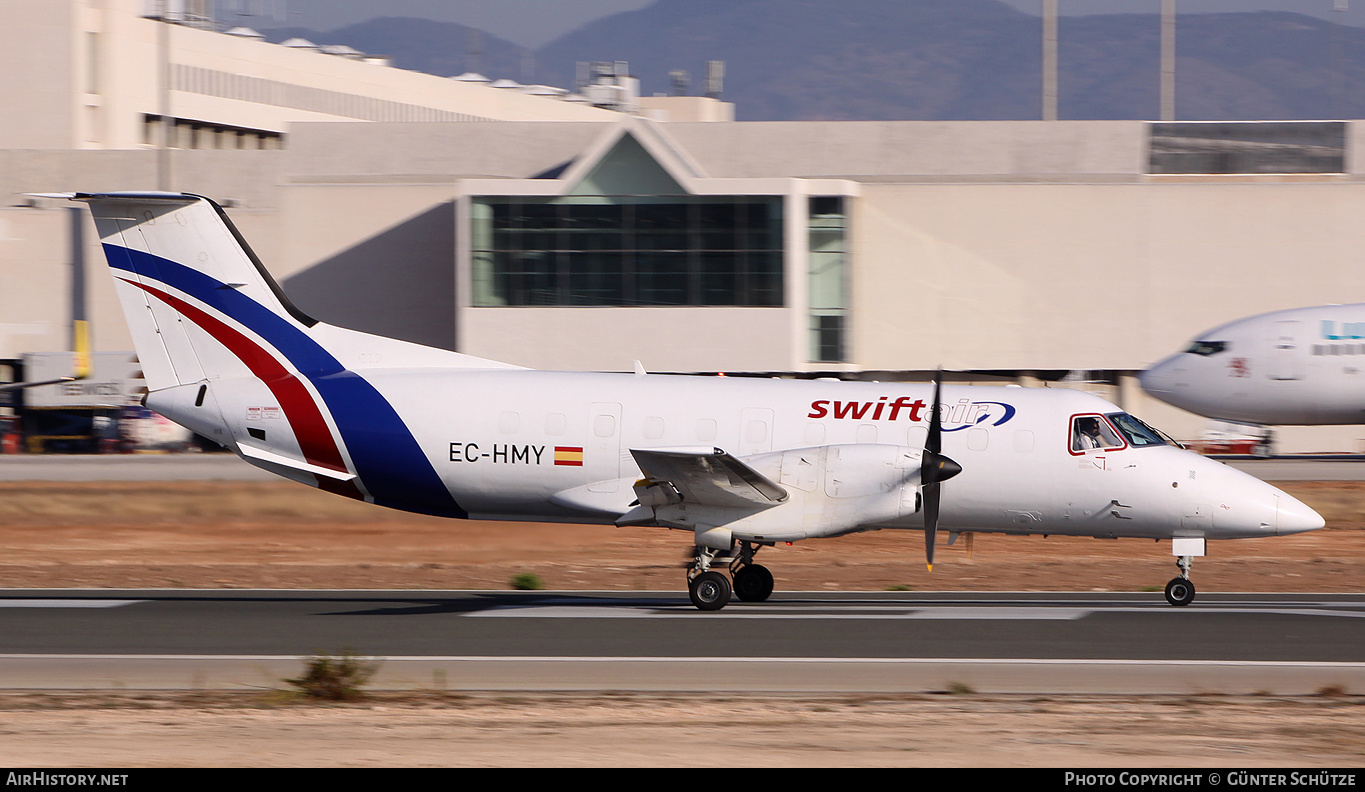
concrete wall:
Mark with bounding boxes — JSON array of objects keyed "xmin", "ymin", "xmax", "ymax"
[
  {"xmin": 849, "ymin": 179, "xmax": 1365, "ymax": 372},
  {"xmin": 284, "ymin": 122, "xmax": 609, "ymax": 182},
  {"xmin": 460, "ymin": 307, "xmax": 794, "ymax": 373},
  {"xmin": 665, "ymin": 120, "xmax": 1147, "ymax": 178},
  {"xmin": 0, "ymin": 1, "xmax": 78, "ymax": 149},
  {"xmin": 638, "ymin": 96, "xmax": 735, "ymax": 123},
  {"xmin": 277, "ymin": 183, "xmax": 463, "ymax": 351},
  {"xmin": 7, "ymin": 118, "xmax": 1365, "ymax": 451}
]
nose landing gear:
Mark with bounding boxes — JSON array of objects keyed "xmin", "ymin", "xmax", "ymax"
[{"xmin": 1164, "ymin": 554, "xmax": 1196, "ymax": 606}]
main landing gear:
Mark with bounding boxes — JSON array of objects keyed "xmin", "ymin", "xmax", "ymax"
[
  {"xmin": 1164, "ymin": 554, "xmax": 1196, "ymax": 607},
  {"xmin": 733, "ymin": 562, "xmax": 774, "ymax": 602},
  {"xmin": 688, "ymin": 570, "xmax": 731, "ymax": 611},
  {"xmin": 687, "ymin": 541, "xmax": 774, "ymax": 611}
]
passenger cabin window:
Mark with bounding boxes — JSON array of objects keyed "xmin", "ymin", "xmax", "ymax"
[{"xmin": 1071, "ymin": 415, "xmax": 1124, "ymax": 453}]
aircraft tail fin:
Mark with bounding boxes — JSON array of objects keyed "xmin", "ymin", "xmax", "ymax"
[
  {"xmin": 77, "ymin": 192, "xmax": 326, "ymax": 391},
  {"xmin": 77, "ymin": 192, "xmax": 513, "ymax": 392},
  {"xmin": 76, "ymin": 192, "xmax": 474, "ymax": 518}
]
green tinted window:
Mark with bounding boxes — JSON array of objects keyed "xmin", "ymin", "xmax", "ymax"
[{"xmin": 472, "ymin": 197, "xmax": 784, "ymax": 307}]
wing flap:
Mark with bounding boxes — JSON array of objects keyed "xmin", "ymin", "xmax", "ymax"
[{"xmin": 629, "ymin": 447, "xmax": 787, "ymax": 508}]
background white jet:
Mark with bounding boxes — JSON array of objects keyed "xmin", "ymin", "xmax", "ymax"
[{"xmin": 1142, "ymin": 304, "xmax": 1365, "ymax": 426}]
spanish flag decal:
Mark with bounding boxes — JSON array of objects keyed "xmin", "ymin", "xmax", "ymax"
[{"xmin": 554, "ymin": 446, "xmax": 584, "ymax": 466}]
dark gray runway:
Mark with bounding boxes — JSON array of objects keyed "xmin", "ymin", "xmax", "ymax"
[
  {"xmin": 1, "ymin": 590, "xmax": 1364, "ymax": 660},
  {"xmin": 0, "ymin": 453, "xmax": 1361, "ymax": 693},
  {"xmin": 1, "ymin": 590, "xmax": 1362, "ymax": 693}
]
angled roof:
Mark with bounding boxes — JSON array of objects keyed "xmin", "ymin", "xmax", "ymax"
[{"xmin": 457, "ymin": 117, "xmax": 856, "ymax": 198}]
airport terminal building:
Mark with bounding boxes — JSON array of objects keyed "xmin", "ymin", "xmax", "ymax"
[{"xmin": 4, "ymin": 1, "xmax": 1365, "ymax": 452}]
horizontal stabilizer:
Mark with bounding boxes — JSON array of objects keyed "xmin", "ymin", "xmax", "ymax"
[{"xmin": 238, "ymin": 443, "xmax": 357, "ymax": 483}]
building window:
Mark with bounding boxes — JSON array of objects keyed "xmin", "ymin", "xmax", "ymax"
[
  {"xmin": 808, "ymin": 196, "xmax": 847, "ymax": 362},
  {"xmin": 142, "ymin": 115, "xmax": 282, "ymax": 150},
  {"xmin": 812, "ymin": 314, "xmax": 843, "ymax": 364},
  {"xmin": 471, "ymin": 197, "xmax": 783, "ymax": 307},
  {"xmin": 1149, "ymin": 122, "xmax": 1345, "ymax": 174}
]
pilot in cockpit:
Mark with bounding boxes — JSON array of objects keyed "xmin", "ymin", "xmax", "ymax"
[{"xmin": 1072, "ymin": 416, "xmax": 1120, "ymax": 452}]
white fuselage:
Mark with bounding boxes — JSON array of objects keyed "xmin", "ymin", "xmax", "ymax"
[
  {"xmin": 79, "ymin": 191, "xmax": 1321, "ymax": 560},
  {"xmin": 1142, "ymin": 303, "xmax": 1365, "ymax": 425},
  {"xmin": 152, "ymin": 368, "xmax": 1318, "ymax": 543}
]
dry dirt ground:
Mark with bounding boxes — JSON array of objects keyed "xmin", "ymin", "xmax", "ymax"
[
  {"xmin": 0, "ymin": 691, "xmax": 1361, "ymax": 768},
  {"xmin": 0, "ymin": 478, "xmax": 1362, "ymax": 767},
  {"xmin": 2, "ymin": 479, "xmax": 1365, "ymax": 593}
]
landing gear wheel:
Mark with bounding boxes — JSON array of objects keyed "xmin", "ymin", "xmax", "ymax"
[
  {"xmin": 689, "ymin": 571, "xmax": 732, "ymax": 611},
  {"xmin": 1164, "ymin": 577, "xmax": 1196, "ymax": 607},
  {"xmin": 733, "ymin": 564, "xmax": 774, "ymax": 602}
]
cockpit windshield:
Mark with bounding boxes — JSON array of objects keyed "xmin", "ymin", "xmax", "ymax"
[
  {"xmin": 1071, "ymin": 415, "xmax": 1123, "ymax": 452},
  {"xmin": 1106, "ymin": 412, "xmax": 1176, "ymax": 448},
  {"xmin": 1184, "ymin": 340, "xmax": 1228, "ymax": 356}
]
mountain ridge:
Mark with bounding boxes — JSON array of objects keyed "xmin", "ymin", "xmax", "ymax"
[{"xmin": 257, "ymin": 1, "xmax": 1365, "ymax": 122}]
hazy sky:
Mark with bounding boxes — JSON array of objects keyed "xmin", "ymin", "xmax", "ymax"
[
  {"xmin": 217, "ymin": 1, "xmax": 1365, "ymax": 49},
  {"xmin": 218, "ymin": 0, "xmax": 653, "ymax": 47}
]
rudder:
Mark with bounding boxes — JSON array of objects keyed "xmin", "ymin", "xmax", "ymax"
[
  {"xmin": 78, "ymin": 191, "xmax": 471, "ymax": 518},
  {"xmin": 81, "ymin": 192, "xmax": 317, "ymax": 391}
]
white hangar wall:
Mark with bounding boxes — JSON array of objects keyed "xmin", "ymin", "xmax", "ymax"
[
  {"xmin": 6, "ymin": 117, "xmax": 1365, "ymax": 451},
  {"xmin": 0, "ymin": 148, "xmax": 288, "ymax": 362},
  {"xmin": 849, "ymin": 179, "xmax": 1365, "ymax": 372}
]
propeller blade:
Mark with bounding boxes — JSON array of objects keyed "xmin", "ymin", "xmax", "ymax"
[
  {"xmin": 923, "ymin": 480, "xmax": 939, "ymax": 570},
  {"xmin": 926, "ymin": 371, "xmax": 943, "ymax": 455},
  {"xmin": 920, "ymin": 371, "xmax": 961, "ymax": 571}
]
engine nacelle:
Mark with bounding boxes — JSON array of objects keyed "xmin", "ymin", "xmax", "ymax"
[{"xmin": 643, "ymin": 444, "xmax": 926, "ymax": 542}]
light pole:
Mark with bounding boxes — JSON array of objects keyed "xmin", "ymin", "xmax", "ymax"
[
  {"xmin": 1160, "ymin": 0, "xmax": 1176, "ymax": 122},
  {"xmin": 1043, "ymin": 0, "xmax": 1058, "ymax": 121},
  {"xmin": 157, "ymin": 0, "xmax": 173, "ymax": 191}
]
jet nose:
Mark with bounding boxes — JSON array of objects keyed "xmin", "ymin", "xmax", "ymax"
[
  {"xmin": 1277, "ymin": 492, "xmax": 1325, "ymax": 535},
  {"xmin": 1139, "ymin": 358, "xmax": 1176, "ymax": 396}
]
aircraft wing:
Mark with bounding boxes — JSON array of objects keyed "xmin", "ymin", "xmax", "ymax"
[
  {"xmin": 629, "ymin": 447, "xmax": 788, "ymax": 509},
  {"xmin": 0, "ymin": 377, "xmax": 75, "ymax": 393},
  {"xmin": 0, "ymin": 320, "xmax": 91, "ymax": 393}
]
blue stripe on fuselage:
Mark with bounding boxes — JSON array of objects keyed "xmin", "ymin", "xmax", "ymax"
[{"xmin": 107, "ymin": 245, "xmax": 466, "ymax": 518}]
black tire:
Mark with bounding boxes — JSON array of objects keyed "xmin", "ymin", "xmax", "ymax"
[
  {"xmin": 733, "ymin": 564, "xmax": 774, "ymax": 602},
  {"xmin": 1164, "ymin": 577, "xmax": 1196, "ymax": 607},
  {"xmin": 688, "ymin": 571, "xmax": 732, "ymax": 611}
]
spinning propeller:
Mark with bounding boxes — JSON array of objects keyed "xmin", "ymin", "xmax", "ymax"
[{"xmin": 920, "ymin": 372, "xmax": 963, "ymax": 571}]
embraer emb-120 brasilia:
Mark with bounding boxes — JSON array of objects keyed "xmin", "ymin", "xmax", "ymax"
[{"xmin": 72, "ymin": 193, "xmax": 1323, "ymax": 609}]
